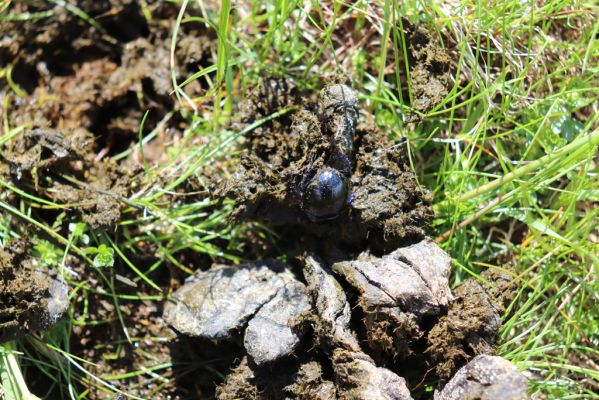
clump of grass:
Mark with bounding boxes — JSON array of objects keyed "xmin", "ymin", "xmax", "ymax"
[
  {"xmin": 1, "ymin": 0, "xmax": 597, "ymax": 399},
  {"xmin": 420, "ymin": 2, "xmax": 598, "ymax": 397}
]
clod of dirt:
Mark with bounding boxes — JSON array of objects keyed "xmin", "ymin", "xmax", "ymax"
[
  {"xmin": 331, "ymin": 239, "xmax": 452, "ymax": 359},
  {"xmin": 434, "ymin": 355, "xmax": 528, "ymax": 400},
  {"xmin": 216, "ymin": 356, "xmax": 337, "ymax": 400},
  {"xmin": 220, "ymin": 78, "xmax": 433, "ymax": 251},
  {"xmin": 427, "ymin": 268, "xmax": 518, "ymax": 379},
  {"xmin": 3, "ymin": 128, "xmax": 91, "ymax": 181},
  {"xmin": 404, "ymin": 22, "xmax": 452, "ymax": 119},
  {"xmin": 215, "ymin": 357, "xmax": 261, "ymax": 400},
  {"xmin": 1, "ymin": 1, "xmax": 213, "ymax": 137},
  {"xmin": 347, "ymin": 123, "xmax": 434, "ymax": 250},
  {"xmin": 1, "ymin": 1, "xmax": 216, "ymax": 236},
  {"xmin": 163, "ymin": 261, "xmax": 310, "ymax": 365},
  {"xmin": 0, "ymin": 240, "xmax": 68, "ymax": 343}
]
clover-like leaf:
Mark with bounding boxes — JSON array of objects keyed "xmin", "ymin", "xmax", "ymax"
[{"xmin": 86, "ymin": 244, "xmax": 115, "ymax": 268}]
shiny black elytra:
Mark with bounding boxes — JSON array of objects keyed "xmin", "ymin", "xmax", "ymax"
[{"xmin": 302, "ymin": 167, "xmax": 349, "ymax": 222}]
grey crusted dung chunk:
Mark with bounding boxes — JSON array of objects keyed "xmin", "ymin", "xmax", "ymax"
[
  {"xmin": 244, "ymin": 280, "xmax": 311, "ymax": 365},
  {"xmin": 434, "ymin": 355, "xmax": 528, "ymax": 400},
  {"xmin": 333, "ymin": 348, "xmax": 413, "ymax": 400},
  {"xmin": 333, "ymin": 239, "xmax": 452, "ymax": 316},
  {"xmin": 331, "ymin": 239, "xmax": 452, "ymax": 358},
  {"xmin": 163, "ymin": 260, "xmax": 296, "ymax": 339},
  {"xmin": 164, "ymin": 260, "xmax": 313, "ymax": 365},
  {"xmin": 303, "ymin": 255, "xmax": 414, "ymax": 400},
  {"xmin": 303, "ymin": 254, "xmax": 360, "ymax": 351},
  {"xmin": 390, "ymin": 238, "xmax": 453, "ymax": 308}
]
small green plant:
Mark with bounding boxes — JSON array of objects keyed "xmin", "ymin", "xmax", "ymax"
[{"xmin": 85, "ymin": 244, "xmax": 115, "ymax": 268}]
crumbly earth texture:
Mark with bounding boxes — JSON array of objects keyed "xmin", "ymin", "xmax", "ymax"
[
  {"xmin": 404, "ymin": 22, "xmax": 452, "ymax": 120},
  {"xmin": 0, "ymin": 1, "xmax": 221, "ymax": 398},
  {"xmin": 426, "ymin": 268, "xmax": 520, "ymax": 379},
  {"xmin": 1, "ymin": 127, "xmax": 134, "ymax": 229},
  {"xmin": 0, "ymin": 239, "xmax": 68, "ymax": 343}
]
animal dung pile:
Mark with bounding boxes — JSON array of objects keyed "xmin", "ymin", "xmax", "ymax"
[
  {"xmin": 220, "ymin": 77, "xmax": 434, "ymax": 253},
  {"xmin": 163, "ymin": 79, "xmax": 528, "ymax": 399}
]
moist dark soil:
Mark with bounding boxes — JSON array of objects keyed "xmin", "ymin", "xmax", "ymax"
[
  {"xmin": 427, "ymin": 268, "xmax": 520, "ymax": 380},
  {"xmin": 1, "ymin": 0, "xmax": 216, "ymax": 229},
  {"xmin": 1, "ymin": 127, "xmax": 134, "ymax": 228},
  {"xmin": 403, "ymin": 22, "xmax": 452, "ymax": 120}
]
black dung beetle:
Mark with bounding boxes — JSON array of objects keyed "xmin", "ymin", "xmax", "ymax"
[
  {"xmin": 298, "ymin": 83, "xmax": 359, "ymax": 222},
  {"xmin": 302, "ymin": 167, "xmax": 349, "ymax": 222}
]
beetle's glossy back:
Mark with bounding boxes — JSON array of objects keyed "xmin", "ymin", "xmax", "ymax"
[{"xmin": 303, "ymin": 167, "xmax": 349, "ymax": 222}]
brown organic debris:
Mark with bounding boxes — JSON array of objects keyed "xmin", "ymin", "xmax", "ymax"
[
  {"xmin": 404, "ymin": 22, "xmax": 452, "ymax": 119},
  {"xmin": 0, "ymin": 1, "xmax": 217, "ymax": 233},
  {"xmin": 168, "ymin": 73, "xmax": 523, "ymax": 398},
  {"xmin": 427, "ymin": 268, "xmax": 519, "ymax": 379},
  {"xmin": 283, "ymin": 361, "xmax": 337, "ymax": 399},
  {"xmin": 0, "ymin": 240, "xmax": 68, "ymax": 343},
  {"xmin": 0, "ymin": 128, "xmax": 137, "ymax": 229},
  {"xmin": 215, "ymin": 357, "xmax": 261, "ymax": 400}
]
